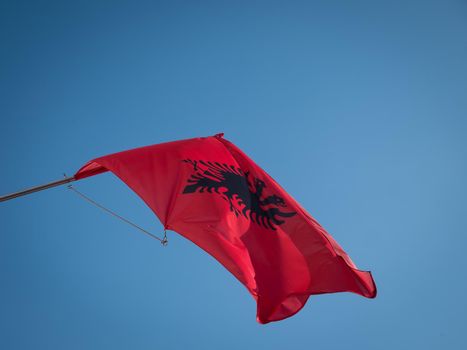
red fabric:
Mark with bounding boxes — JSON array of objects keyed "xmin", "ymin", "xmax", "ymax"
[{"xmin": 75, "ymin": 133, "xmax": 376, "ymax": 323}]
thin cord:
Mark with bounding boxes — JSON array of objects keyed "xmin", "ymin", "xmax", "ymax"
[{"xmin": 68, "ymin": 184, "xmax": 167, "ymax": 245}]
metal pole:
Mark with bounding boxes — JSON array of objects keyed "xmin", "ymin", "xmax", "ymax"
[{"xmin": 0, "ymin": 176, "xmax": 76, "ymax": 202}]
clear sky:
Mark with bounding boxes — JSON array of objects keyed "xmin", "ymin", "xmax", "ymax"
[{"xmin": 1, "ymin": 1, "xmax": 466, "ymax": 349}]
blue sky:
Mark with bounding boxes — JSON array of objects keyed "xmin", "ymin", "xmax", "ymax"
[{"xmin": 1, "ymin": 1, "xmax": 466, "ymax": 349}]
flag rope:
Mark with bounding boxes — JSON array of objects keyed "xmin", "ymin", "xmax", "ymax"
[{"xmin": 68, "ymin": 184, "xmax": 168, "ymax": 246}]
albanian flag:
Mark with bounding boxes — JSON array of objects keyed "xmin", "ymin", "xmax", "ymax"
[{"xmin": 75, "ymin": 133, "xmax": 376, "ymax": 323}]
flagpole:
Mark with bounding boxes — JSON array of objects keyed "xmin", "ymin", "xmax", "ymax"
[{"xmin": 0, "ymin": 176, "xmax": 76, "ymax": 202}]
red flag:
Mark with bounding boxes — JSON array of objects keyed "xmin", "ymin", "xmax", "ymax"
[{"xmin": 75, "ymin": 133, "xmax": 376, "ymax": 323}]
